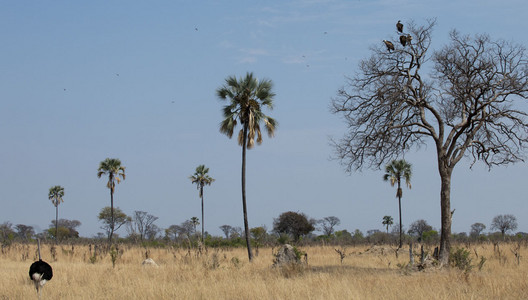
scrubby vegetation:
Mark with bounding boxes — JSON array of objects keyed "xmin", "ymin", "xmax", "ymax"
[{"xmin": 2, "ymin": 241, "xmax": 527, "ymax": 299}]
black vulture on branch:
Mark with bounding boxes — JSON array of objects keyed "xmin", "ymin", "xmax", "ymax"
[{"xmin": 383, "ymin": 40, "xmax": 395, "ymax": 52}]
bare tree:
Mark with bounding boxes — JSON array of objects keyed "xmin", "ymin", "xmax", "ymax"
[
  {"xmin": 491, "ymin": 214, "xmax": 518, "ymax": 238},
  {"xmin": 319, "ymin": 216, "xmax": 341, "ymax": 236},
  {"xmin": 129, "ymin": 211, "xmax": 159, "ymax": 242},
  {"xmin": 331, "ymin": 20, "xmax": 528, "ymax": 265}
]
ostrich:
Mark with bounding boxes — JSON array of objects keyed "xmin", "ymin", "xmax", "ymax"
[
  {"xmin": 396, "ymin": 20, "xmax": 403, "ymax": 33},
  {"xmin": 383, "ymin": 40, "xmax": 395, "ymax": 52},
  {"xmin": 29, "ymin": 239, "xmax": 53, "ymax": 299}
]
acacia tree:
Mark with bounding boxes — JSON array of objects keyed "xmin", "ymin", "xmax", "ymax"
[
  {"xmin": 97, "ymin": 158, "xmax": 126, "ymax": 243},
  {"xmin": 219, "ymin": 225, "xmax": 233, "ymax": 239},
  {"xmin": 319, "ymin": 216, "xmax": 341, "ymax": 236},
  {"xmin": 331, "ymin": 20, "xmax": 528, "ymax": 265},
  {"xmin": 98, "ymin": 206, "xmax": 130, "ymax": 239},
  {"xmin": 470, "ymin": 222, "xmax": 486, "ymax": 237},
  {"xmin": 48, "ymin": 185, "xmax": 64, "ymax": 244},
  {"xmin": 216, "ymin": 72, "xmax": 278, "ymax": 261},
  {"xmin": 408, "ymin": 219, "xmax": 433, "ymax": 240},
  {"xmin": 189, "ymin": 165, "xmax": 215, "ymax": 242}
]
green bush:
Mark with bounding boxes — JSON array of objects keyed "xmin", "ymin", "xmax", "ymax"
[{"xmin": 449, "ymin": 247, "xmax": 472, "ymax": 272}]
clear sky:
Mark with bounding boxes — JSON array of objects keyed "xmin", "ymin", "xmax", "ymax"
[{"xmin": 1, "ymin": 0, "xmax": 527, "ymax": 238}]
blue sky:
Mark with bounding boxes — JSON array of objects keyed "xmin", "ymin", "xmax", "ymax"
[{"xmin": 1, "ymin": 0, "xmax": 527, "ymax": 238}]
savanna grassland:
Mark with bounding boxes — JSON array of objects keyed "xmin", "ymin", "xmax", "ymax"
[{"xmin": 2, "ymin": 242, "xmax": 527, "ymax": 299}]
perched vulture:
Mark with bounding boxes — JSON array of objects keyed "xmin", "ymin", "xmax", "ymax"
[
  {"xmin": 383, "ymin": 40, "xmax": 395, "ymax": 52},
  {"xmin": 396, "ymin": 20, "xmax": 403, "ymax": 33},
  {"xmin": 400, "ymin": 35, "xmax": 407, "ymax": 46}
]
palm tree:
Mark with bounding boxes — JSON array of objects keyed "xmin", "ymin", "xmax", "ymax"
[
  {"xmin": 382, "ymin": 215, "xmax": 394, "ymax": 234},
  {"xmin": 97, "ymin": 158, "xmax": 126, "ymax": 243},
  {"xmin": 216, "ymin": 72, "xmax": 277, "ymax": 261},
  {"xmin": 189, "ymin": 165, "xmax": 215, "ymax": 243},
  {"xmin": 190, "ymin": 217, "xmax": 200, "ymax": 235},
  {"xmin": 383, "ymin": 159, "xmax": 412, "ymax": 248},
  {"xmin": 48, "ymin": 185, "xmax": 64, "ymax": 243}
]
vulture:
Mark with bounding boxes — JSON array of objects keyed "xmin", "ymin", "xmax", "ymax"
[
  {"xmin": 383, "ymin": 40, "xmax": 395, "ymax": 52},
  {"xmin": 400, "ymin": 35, "xmax": 407, "ymax": 46},
  {"xmin": 399, "ymin": 35, "xmax": 413, "ymax": 47},
  {"xmin": 396, "ymin": 20, "xmax": 403, "ymax": 33}
]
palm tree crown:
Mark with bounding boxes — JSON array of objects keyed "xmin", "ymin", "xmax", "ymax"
[
  {"xmin": 217, "ymin": 72, "xmax": 277, "ymax": 148},
  {"xmin": 48, "ymin": 186, "xmax": 64, "ymax": 208},
  {"xmin": 97, "ymin": 158, "xmax": 126, "ymax": 193},
  {"xmin": 382, "ymin": 215, "xmax": 394, "ymax": 233},
  {"xmin": 189, "ymin": 165, "xmax": 215, "ymax": 198},
  {"xmin": 383, "ymin": 159, "xmax": 412, "ymax": 198}
]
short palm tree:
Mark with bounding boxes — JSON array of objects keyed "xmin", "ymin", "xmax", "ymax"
[
  {"xmin": 382, "ymin": 215, "xmax": 394, "ymax": 234},
  {"xmin": 48, "ymin": 185, "xmax": 64, "ymax": 243},
  {"xmin": 190, "ymin": 217, "xmax": 200, "ymax": 235},
  {"xmin": 97, "ymin": 158, "xmax": 126, "ymax": 243},
  {"xmin": 383, "ymin": 159, "xmax": 412, "ymax": 248},
  {"xmin": 189, "ymin": 165, "xmax": 215, "ymax": 242},
  {"xmin": 216, "ymin": 72, "xmax": 277, "ymax": 262}
]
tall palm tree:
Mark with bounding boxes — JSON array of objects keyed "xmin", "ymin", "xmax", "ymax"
[
  {"xmin": 189, "ymin": 165, "xmax": 215, "ymax": 243},
  {"xmin": 382, "ymin": 215, "xmax": 394, "ymax": 234},
  {"xmin": 383, "ymin": 159, "xmax": 412, "ymax": 248},
  {"xmin": 48, "ymin": 185, "xmax": 64, "ymax": 243},
  {"xmin": 216, "ymin": 72, "xmax": 277, "ymax": 262},
  {"xmin": 97, "ymin": 158, "xmax": 126, "ymax": 243}
]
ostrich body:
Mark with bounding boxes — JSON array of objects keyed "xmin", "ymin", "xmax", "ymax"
[{"xmin": 29, "ymin": 239, "xmax": 53, "ymax": 299}]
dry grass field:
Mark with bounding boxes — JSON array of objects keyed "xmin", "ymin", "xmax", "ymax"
[{"xmin": 1, "ymin": 242, "xmax": 527, "ymax": 299}]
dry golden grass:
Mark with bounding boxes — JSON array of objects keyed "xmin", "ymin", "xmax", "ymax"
[{"xmin": 1, "ymin": 242, "xmax": 527, "ymax": 299}]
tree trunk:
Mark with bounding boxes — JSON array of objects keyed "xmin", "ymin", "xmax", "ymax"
[
  {"xmin": 241, "ymin": 124, "xmax": 253, "ymax": 261},
  {"xmin": 397, "ymin": 182, "xmax": 403, "ymax": 249},
  {"xmin": 201, "ymin": 186, "xmax": 205, "ymax": 243},
  {"xmin": 109, "ymin": 188, "xmax": 114, "ymax": 244},
  {"xmin": 438, "ymin": 165, "xmax": 452, "ymax": 266},
  {"xmin": 55, "ymin": 204, "xmax": 59, "ymax": 244}
]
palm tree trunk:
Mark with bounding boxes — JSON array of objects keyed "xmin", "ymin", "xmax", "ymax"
[
  {"xmin": 398, "ymin": 192, "xmax": 402, "ymax": 249},
  {"xmin": 55, "ymin": 204, "xmax": 59, "ymax": 244},
  {"xmin": 201, "ymin": 186, "xmax": 205, "ymax": 243},
  {"xmin": 241, "ymin": 124, "xmax": 253, "ymax": 262},
  {"xmin": 109, "ymin": 188, "xmax": 114, "ymax": 244}
]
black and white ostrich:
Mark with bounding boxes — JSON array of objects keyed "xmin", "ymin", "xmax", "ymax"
[{"xmin": 29, "ymin": 239, "xmax": 53, "ymax": 299}]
